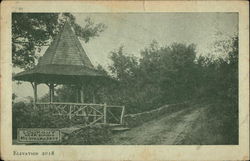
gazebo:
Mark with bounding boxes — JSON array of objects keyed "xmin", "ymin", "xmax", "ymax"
[{"xmin": 13, "ymin": 22, "xmax": 125, "ymax": 126}]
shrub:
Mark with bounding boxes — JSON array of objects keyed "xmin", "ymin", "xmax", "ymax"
[{"xmin": 62, "ymin": 124, "xmax": 112, "ymax": 145}]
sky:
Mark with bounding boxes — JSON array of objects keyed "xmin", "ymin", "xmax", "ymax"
[{"xmin": 13, "ymin": 12, "xmax": 238, "ymax": 100}]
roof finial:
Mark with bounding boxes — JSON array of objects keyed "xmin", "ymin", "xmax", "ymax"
[
  {"xmin": 64, "ymin": 17, "xmax": 76, "ymax": 34},
  {"xmin": 66, "ymin": 16, "xmax": 70, "ymax": 24}
]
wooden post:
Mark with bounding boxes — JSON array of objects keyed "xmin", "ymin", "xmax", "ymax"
[
  {"xmin": 80, "ymin": 86, "xmax": 84, "ymax": 103},
  {"xmin": 31, "ymin": 82, "xmax": 38, "ymax": 108},
  {"xmin": 48, "ymin": 84, "xmax": 54, "ymax": 103},
  {"xmin": 75, "ymin": 86, "xmax": 78, "ymax": 103},
  {"xmin": 50, "ymin": 84, "xmax": 54, "ymax": 103},
  {"xmin": 80, "ymin": 85, "xmax": 88, "ymax": 123},
  {"xmin": 69, "ymin": 105, "xmax": 72, "ymax": 120},
  {"xmin": 34, "ymin": 82, "xmax": 38, "ymax": 103},
  {"xmin": 103, "ymin": 103, "xmax": 107, "ymax": 124},
  {"xmin": 49, "ymin": 84, "xmax": 51, "ymax": 102},
  {"xmin": 92, "ymin": 90, "xmax": 97, "ymax": 121},
  {"xmin": 92, "ymin": 90, "xmax": 96, "ymax": 103},
  {"xmin": 120, "ymin": 106, "xmax": 125, "ymax": 125}
]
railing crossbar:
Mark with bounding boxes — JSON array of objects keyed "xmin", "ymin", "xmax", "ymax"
[
  {"xmin": 89, "ymin": 116, "xmax": 104, "ymax": 125},
  {"xmin": 89, "ymin": 106, "xmax": 103, "ymax": 115},
  {"xmin": 36, "ymin": 102, "xmax": 104, "ymax": 106},
  {"xmin": 72, "ymin": 105, "xmax": 87, "ymax": 115},
  {"xmin": 107, "ymin": 109, "xmax": 120, "ymax": 122},
  {"xmin": 107, "ymin": 105, "xmax": 124, "ymax": 108}
]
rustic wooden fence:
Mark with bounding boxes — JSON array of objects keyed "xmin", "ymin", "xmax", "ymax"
[
  {"xmin": 124, "ymin": 102, "xmax": 189, "ymax": 127},
  {"xmin": 35, "ymin": 102, "xmax": 125, "ymax": 125}
]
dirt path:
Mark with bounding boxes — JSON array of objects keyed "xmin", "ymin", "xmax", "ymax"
[{"xmin": 108, "ymin": 106, "xmax": 206, "ymax": 145}]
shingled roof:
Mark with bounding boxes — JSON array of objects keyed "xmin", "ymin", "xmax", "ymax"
[
  {"xmin": 38, "ymin": 22, "xmax": 94, "ymax": 68},
  {"xmin": 13, "ymin": 22, "xmax": 107, "ymax": 84}
]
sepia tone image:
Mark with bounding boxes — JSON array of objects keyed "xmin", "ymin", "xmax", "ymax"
[{"xmin": 12, "ymin": 12, "xmax": 238, "ymax": 145}]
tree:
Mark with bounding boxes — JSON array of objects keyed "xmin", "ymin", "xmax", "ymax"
[
  {"xmin": 109, "ymin": 46, "xmax": 139, "ymax": 82},
  {"xmin": 139, "ymin": 42, "xmax": 197, "ymax": 103},
  {"xmin": 106, "ymin": 42, "xmax": 198, "ymax": 113},
  {"xmin": 12, "ymin": 13, "xmax": 106, "ymax": 69},
  {"xmin": 195, "ymin": 35, "xmax": 238, "ymax": 102},
  {"xmin": 108, "ymin": 47, "xmax": 138, "ymax": 107}
]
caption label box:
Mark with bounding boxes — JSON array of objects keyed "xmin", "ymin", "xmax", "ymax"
[{"xmin": 17, "ymin": 128, "xmax": 61, "ymax": 143}]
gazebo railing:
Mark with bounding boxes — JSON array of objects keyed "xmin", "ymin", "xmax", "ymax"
[{"xmin": 35, "ymin": 102, "xmax": 125, "ymax": 125}]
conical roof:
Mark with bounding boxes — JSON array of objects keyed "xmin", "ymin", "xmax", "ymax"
[
  {"xmin": 13, "ymin": 22, "xmax": 106, "ymax": 84},
  {"xmin": 38, "ymin": 22, "xmax": 94, "ymax": 68}
]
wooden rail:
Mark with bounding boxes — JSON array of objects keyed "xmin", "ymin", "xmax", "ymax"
[{"xmin": 35, "ymin": 102, "xmax": 125, "ymax": 125}]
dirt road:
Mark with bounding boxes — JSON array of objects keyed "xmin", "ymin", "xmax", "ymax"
[{"xmin": 108, "ymin": 106, "xmax": 206, "ymax": 145}]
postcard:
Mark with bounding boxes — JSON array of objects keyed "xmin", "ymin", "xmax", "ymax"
[{"xmin": 1, "ymin": 0, "xmax": 249, "ymax": 160}]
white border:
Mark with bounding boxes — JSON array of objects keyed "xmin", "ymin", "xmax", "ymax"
[{"xmin": 1, "ymin": 1, "xmax": 249, "ymax": 160}]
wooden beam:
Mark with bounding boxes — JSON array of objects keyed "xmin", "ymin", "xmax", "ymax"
[
  {"xmin": 80, "ymin": 85, "xmax": 89, "ymax": 123},
  {"xmin": 49, "ymin": 84, "xmax": 54, "ymax": 103},
  {"xmin": 49, "ymin": 84, "xmax": 51, "ymax": 102},
  {"xmin": 30, "ymin": 82, "xmax": 38, "ymax": 109},
  {"xmin": 80, "ymin": 86, "xmax": 84, "ymax": 103},
  {"xmin": 51, "ymin": 84, "xmax": 54, "ymax": 102},
  {"xmin": 34, "ymin": 82, "xmax": 38, "ymax": 103},
  {"xmin": 92, "ymin": 91, "xmax": 96, "ymax": 103},
  {"xmin": 76, "ymin": 88, "xmax": 79, "ymax": 103},
  {"xmin": 35, "ymin": 102, "xmax": 102, "ymax": 106},
  {"xmin": 92, "ymin": 90, "xmax": 96, "ymax": 121}
]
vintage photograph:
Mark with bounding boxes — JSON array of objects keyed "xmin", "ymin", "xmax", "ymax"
[{"xmin": 11, "ymin": 12, "xmax": 239, "ymax": 145}]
